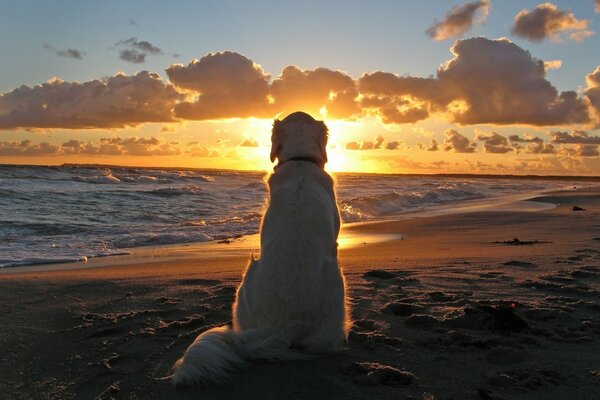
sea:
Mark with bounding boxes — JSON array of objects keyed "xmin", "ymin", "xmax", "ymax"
[{"xmin": 0, "ymin": 164, "xmax": 596, "ymax": 268}]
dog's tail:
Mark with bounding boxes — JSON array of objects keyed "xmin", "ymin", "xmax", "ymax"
[{"xmin": 171, "ymin": 325, "xmax": 305, "ymax": 386}]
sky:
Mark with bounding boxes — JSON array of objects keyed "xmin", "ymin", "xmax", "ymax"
[{"xmin": 1, "ymin": 0, "xmax": 600, "ymax": 175}]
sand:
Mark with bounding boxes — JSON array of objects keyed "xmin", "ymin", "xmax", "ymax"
[{"xmin": 1, "ymin": 187, "xmax": 599, "ymax": 399}]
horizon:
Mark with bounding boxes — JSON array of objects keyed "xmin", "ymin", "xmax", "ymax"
[{"xmin": 1, "ymin": 1, "xmax": 600, "ymax": 175}]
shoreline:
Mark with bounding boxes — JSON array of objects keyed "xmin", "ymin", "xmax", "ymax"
[{"xmin": 0, "ymin": 186, "xmax": 579, "ymax": 275}]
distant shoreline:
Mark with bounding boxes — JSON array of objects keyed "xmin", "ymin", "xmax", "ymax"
[{"xmin": 2, "ymin": 162, "xmax": 600, "ymax": 181}]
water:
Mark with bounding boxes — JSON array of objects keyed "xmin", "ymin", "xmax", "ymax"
[{"xmin": 0, "ymin": 164, "xmax": 587, "ymax": 268}]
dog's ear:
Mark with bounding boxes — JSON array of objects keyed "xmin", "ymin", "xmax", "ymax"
[
  {"xmin": 318, "ymin": 121, "xmax": 328, "ymax": 164},
  {"xmin": 270, "ymin": 119, "xmax": 282, "ymax": 163}
]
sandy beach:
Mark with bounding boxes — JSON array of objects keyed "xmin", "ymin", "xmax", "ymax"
[{"xmin": 1, "ymin": 187, "xmax": 599, "ymax": 400}]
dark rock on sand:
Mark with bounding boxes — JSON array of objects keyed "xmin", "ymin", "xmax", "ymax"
[
  {"xmin": 572, "ymin": 206, "xmax": 586, "ymax": 211},
  {"xmin": 344, "ymin": 362, "xmax": 415, "ymax": 386},
  {"xmin": 363, "ymin": 270, "xmax": 396, "ymax": 279}
]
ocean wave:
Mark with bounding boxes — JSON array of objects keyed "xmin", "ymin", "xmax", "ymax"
[
  {"xmin": 112, "ymin": 231, "xmax": 214, "ymax": 248},
  {"xmin": 73, "ymin": 173, "xmax": 121, "ymax": 184},
  {"xmin": 339, "ymin": 187, "xmax": 483, "ymax": 221},
  {"xmin": 147, "ymin": 186, "xmax": 206, "ymax": 196}
]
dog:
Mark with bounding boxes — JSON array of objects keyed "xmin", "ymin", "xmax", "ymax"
[{"xmin": 172, "ymin": 111, "xmax": 349, "ymax": 386}]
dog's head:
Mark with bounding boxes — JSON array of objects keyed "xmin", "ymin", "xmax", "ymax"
[{"xmin": 270, "ymin": 112, "xmax": 328, "ymax": 167}]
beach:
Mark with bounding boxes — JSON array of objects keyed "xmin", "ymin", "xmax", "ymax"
[{"xmin": 1, "ymin": 187, "xmax": 599, "ymax": 400}]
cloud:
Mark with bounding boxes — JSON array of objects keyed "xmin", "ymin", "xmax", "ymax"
[
  {"xmin": 185, "ymin": 142, "xmax": 220, "ymax": 157},
  {"xmin": 167, "ymin": 51, "xmax": 271, "ymax": 120},
  {"xmin": 0, "ymin": 140, "xmax": 60, "ymax": 156},
  {"xmin": 476, "ymin": 131, "xmax": 513, "ymax": 154},
  {"xmin": 359, "ymin": 37, "xmax": 589, "ymax": 126},
  {"xmin": 596, "ymin": 0, "xmax": 600, "ymax": 13},
  {"xmin": 524, "ymin": 142, "xmax": 557, "ymax": 154},
  {"xmin": 443, "ymin": 129, "xmax": 477, "ymax": 153},
  {"xmin": 239, "ymin": 138, "xmax": 259, "ymax": 147},
  {"xmin": 437, "ymin": 37, "xmax": 589, "ymax": 125},
  {"xmin": 511, "ymin": 3, "xmax": 593, "ymax": 42},
  {"xmin": 0, "ymin": 72, "xmax": 180, "ymax": 129},
  {"xmin": 0, "ymin": 137, "xmax": 181, "ymax": 156},
  {"xmin": 508, "ymin": 134, "xmax": 544, "ymax": 143},
  {"xmin": 426, "ymin": 0, "xmax": 490, "ymax": 40},
  {"xmin": 119, "ymin": 49, "xmax": 146, "ymax": 64},
  {"xmin": 116, "ymin": 37, "xmax": 162, "ymax": 64},
  {"xmin": 345, "ymin": 134, "xmax": 385, "ymax": 150},
  {"xmin": 43, "ymin": 44, "xmax": 85, "ymax": 60},
  {"xmin": 585, "ymin": 66, "xmax": 600, "ymax": 123},
  {"xmin": 544, "ymin": 60, "xmax": 562, "ymax": 70},
  {"xmin": 576, "ymin": 144, "xmax": 599, "ymax": 157},
  {"xmin": 385, "ymin": 141, "xmax": 400, "ymax": 150},
  {"xmin": 550, "ymin": 130, "xmax": 600, "ymax": 144},
  {"xmin": 61, "ymin": 136, "xmax": 181, "ymax": 156},
  {"xmin": 270, "ymin": 66, "xmax": 360, "ymax": 119}
]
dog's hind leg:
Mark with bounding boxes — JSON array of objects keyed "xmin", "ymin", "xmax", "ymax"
[
  {"xmin": 297, "ymin": 259, "xmax": 348, "ymax": 353},
  {"xmin": 233, "ymin": 256, "xmax": 260, "ymax": 331}
]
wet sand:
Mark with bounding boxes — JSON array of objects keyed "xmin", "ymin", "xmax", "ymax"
[{"xmin": 1, "ymin": 187, "xmax": 599, "ymax": 399}]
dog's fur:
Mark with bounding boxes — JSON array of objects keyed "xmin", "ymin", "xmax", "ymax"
[{"xmin": 172, "ymin": 112, "xmax": 349, "ymax": 386}]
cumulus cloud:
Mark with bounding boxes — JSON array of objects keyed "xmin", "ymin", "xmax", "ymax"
[
  {"xmin": 511, "ymin": 3, "xmax": 593, "ymax": 42},
  {"xmin": 443, "ymin": 129, "xmax": 477, "ymax": 153},
  {"xmin": 596, "ymin": 0, "xmax": 600, "ymax": 13},
  {"xmin": 585, "ymin": 66, "xmax": 600, "ymax": 123},
  {"xmin": 524, "ymin": 142, "xmax": 557, "ymax": 154},
  {"xmin": 116, "ymin": 37, "xmax": 162, "ymax": 64},
  {"xmin": 385, "ymin": 141, "xmax": 400, "ymax": 150},
  {"xmin": 508, "ymin": 134, "xmax": 544, "ymax": 143},
  {"xmin": 426, "ymin": 0, "xmax": 490, "ymax": 40},
  {"xmin": 0, "ymin": 137, "xmax": 181, "ymax": 156},
  {"xmin": 43, "ymin": 44, "xmax": 85, "ymax": 60},
  {"xmin": 167, "ymin": 51, "xmax": 271, "ymax": 120},
  {"xmin": 62, "ymin": 137, "xmax": 180, "ymax": 156},
  {"xmin": 476, "ymin": 131, "xmax": 513, "ymax": 154},
  {"xmin": 345, "ymin": 135, "xmax": 385, "ymax": 150},
  {"xmin": 0, "ymin": 72, "xmax": 180, "ymax": 129},
  {"xmin": 0, "ymin": 140, "xmax": 59, "ymax": 156},
  {"xmin": 550, "ymin": 130, "xmax": 600, "ymax": 144},
  {"xmin": 185, "ymin": 142, "xmax": 220, "ymax": 157},
  {"xmin": 576, "ymin": 144, "xmax": 599, "ymax": 157},
  {"xmin": 270, "ymin": 66, "xmax": 360, "ymax": 119},
  {"xmin": 239, "ymin": 138, "xmax": 259, "ymax": 147},
  {"xmin": 359, "ymin": 37, "xmax": 589, "ymax": 126}
]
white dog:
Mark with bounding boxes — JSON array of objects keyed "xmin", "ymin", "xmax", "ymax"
[{"xmin": 172, "ymin": 112, "xmax": 349, "ymax": 386}]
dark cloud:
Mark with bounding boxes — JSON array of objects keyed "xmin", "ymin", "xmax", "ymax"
[
  {"xmin": 550, "ymin": 130, "xmax": 600, "ymax": 144},
  {"xmin": 577, "ymin": 145, "xmax": 599, "ymax": 157},
  {"xmin": 385, "ymin": 141, "xmax": 400, "ymax": 150},
  {"xmin": 476, "ymin": 131, "xmax": 513, "ymax": 154},
  {"xmin": 127, "ymin": 18, "xmax": 138, "ymax": 26},
  {"xmin": 167, "ymin": 51, "xmax": 271, "ymax": 120},
  {"xmin": 239, "ymin": 138, "xmax": 259, "ymax": 147},
  {"xmin": 116, "ymin": 37, "xmax": 162, "ymax": 64},
  {"xmin": 443, "ymin": 129, "xmax": 477, "ymax": 153},
  {"xmin": 426, "ymin": 0, "xmax": 490, "ymax": 40},
  {"xmin": 508, "ymin": 134, "xmax": 544, "ymax": 143},
  {"xmin": 119, "ymin": 49, "xmax": 146, "ymax": 64},
  {"xmin": 43, "ymin": 44, "xmax": 85, "ymax": 60},
  {"xmin": 0, "ymin": 72, "xmax": 180, "ymax": 129},
  {"xmin": 511, "ymin": 3, "xmax": 593, "ymax": 42},
  {"xmin": 0, "ymin": 140, "xmax": 59, "ymax": 156},
  {"xmin": 523, "ymin": 142, "xmax": 557, "ymax": 155}
]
